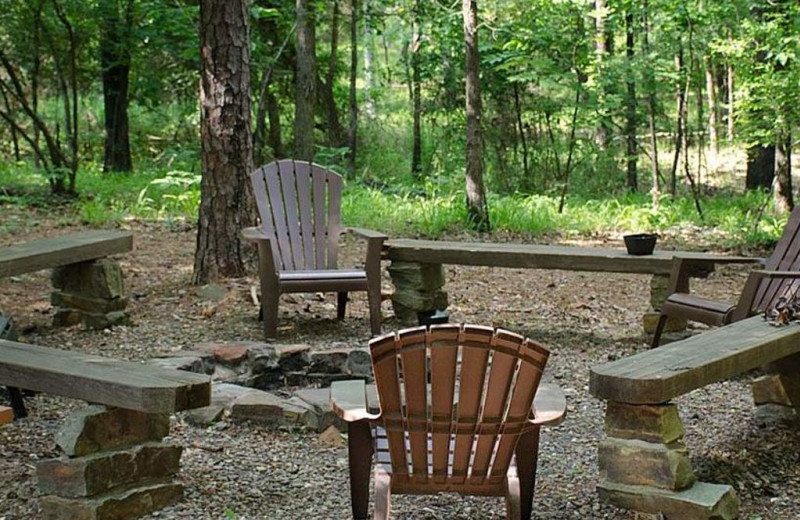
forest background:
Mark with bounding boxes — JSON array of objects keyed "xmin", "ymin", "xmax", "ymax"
[{"xmin": 1, "ymin": 0, "xmax": 799, "ymax": 282}]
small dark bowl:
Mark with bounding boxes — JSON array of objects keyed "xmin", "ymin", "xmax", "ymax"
[{"xmin": 624, "ymin": 233, "xmax": 658, "ymax": 255}]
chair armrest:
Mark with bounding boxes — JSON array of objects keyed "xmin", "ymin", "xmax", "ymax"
[
  {"xmin": 529, "ymin": 383, "xmax": 567, "ymax": 427},
  {"xmin": 345, "ymin": 227, "xmax": 389, "ymax": 242},
  {"xmin": 330, "ymin": 380, "xmax": 381, "ymax": 423},
  {"xmin": 667, "ymin": 254, "xmax": 763, "ymax": 294},
  {"xmin": 241, "ymin": 226, "xmax": 269, "ymax": 242}
]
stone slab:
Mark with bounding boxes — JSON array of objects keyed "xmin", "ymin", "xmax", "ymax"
[
  {"xmin": 604, "ymin": 401, "xmax": 684, "ymax": 444},
  {"xmin": 752, "ymin": 374, "xmax": 793, "ymax": 406},
  {"xmin": 184, "ymin": 405, "xmax": 225, "ymax": 426},
  {"xmin": 52, "ymin": 260, "xmax": 125, "ymax": 299},
  {"xmin": 145, "ymin": 357, "xmax": 206, "ymax": 374},
  {"xmin": 37, "ymin": 443, "xmax": 182, "ymax": 498},
  {"xmin": 597, "ymin": 480, "xmax": 739, "ymax": 520},
  {"xmin": 598, "ymin": 438, "xmax": 694, "ymax": 490},
  {"xmin": 57, "ymin": 406, "xmax": 170, "ymax": 457},
  {"xmin": 229, "ymin": 391, "xmax": 285, "ymax": 424},
  {"xmin": 40, "ymin": 482, "xmax": 183, "ymax": 520}
]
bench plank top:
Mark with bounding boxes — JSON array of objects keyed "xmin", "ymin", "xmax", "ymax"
[
  {"xmin": 0, "ymin": 340, "xmax": 210, "ymax": 413},
  {"xmin": 0, "ymin": 230, "xmax": 134, "ymax": 278},
  {"xmin": 589, "ymin": 315, "xmax": 800, "ymax": 404},
  {"xmin": 382, "ymin": 239, "xmax": 753, "ymax": 275}
]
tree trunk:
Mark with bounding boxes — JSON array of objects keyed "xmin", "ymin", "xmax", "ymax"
[
  {"xmin": 670, "ymin": 45, "xmax": 686, "ymax": 195},
  {"xmin": 320, "ymin": 0, "xmax": 346, "ymax": 147},
  {"xmin": 194, "ymin": 0, "xmax": 255, "ymax": 284},
  {"xmin": 411, "ymin": 0, "xmax": 422, "ymax": 176},
  {"xmin": 362, "ymin": 0, "xmax": 375, "ymax": 118},
  {"xmin": 267, "ymin": 89, "xmax": 283, "ymax": 159},
  {"xmin": 774, "ymin": 131, "xmax": 793, "ymax": 213},
  {"xmin": 704, "ymin": 56, "xmax": 719, "ymax": 159},
  {"xmin": 100, "ymin": 0, "xmax": 133, "ymax": 173},
  {"xmin": 513, "ymin": 83, "xmax": 530, "ymax": 183},
  {"xmin": 348, "ymin": 0, "xmax": 358, "ymax": 171},
  {"xmin": 594, "ymin": 0, "xmax": 610, "ymax": 150},
  {"xmin": 726, "ymin": 61, "xmax": 735, "ymax": 144},
  {"xmin": 643, "ymin": 0, "xmax": 659, "ymax": 208},
  {"xmin": 294, "ymin": 0, "xmax": 316, "ymax": 161},
  {"xmin": 624, "ymin": 10, "xmax": 637, "ymax": 192},
  {"xmin": 746, "ymin": 145, "xmax": 775, "ymax": 190},
  {"xmin": 463, "ymin": 0, "xmax": 489, "ymax": 232}
]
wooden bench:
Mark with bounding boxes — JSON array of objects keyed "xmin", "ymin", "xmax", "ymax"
[
  {"xmin": 0, "ymin": 338, "xmax": 211, "ymax": 519},
  {"xmin": 0, "ymin": 230, "xmax": 134, "ymax": 329},
  {"xmin": 382, "ymin": 238, "xmax": 754, "ymax": 331},
  {"xmin": 589, "ymin": 315, "xmax": 800, "ymax": 519}
]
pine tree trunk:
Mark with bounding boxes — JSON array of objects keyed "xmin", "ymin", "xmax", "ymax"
[
  {"xmin": 321, "ymin": 0, "xmax": 345, "ymax": 147},
  {"xmin": 726, "ymin": 61, "xmax": 735, "ymax": 144},
  {"xmin": 100, "ymin": 0, "xmax": 133, "ymax": 173},
  {"xmin": 746, "ymin": 145, "xmax": 775, "ymax": 190},
  {"xmin": 704, "ymin": 56, "xmax": 719, "ymax": 159},
  {"xmin": 463, "ymin": 0, "xmax": 490, "ymax": 232},
  {"xmin": 411, "ymin": 0, "xmax": 422, "ymax": 176},
  {"xmin": 624, "ymin": 10, "xmax": 637, "ymax": 192},
  {"xmin": 348, "ymin": 0, "xmax": 358, "ymax": 171},
  {"xmin": 774, "ymin": 131, "xmax": 793, "ymax": 213},
  {"xmin": 594, "ymin": 0, "xmax": 610, "ymax": 150},
  {"xmin": 294, "ymin": 0, "xmax": 316, "ymax": 161},
  {"xmin": 643, "ymin": 0, "xmax": 659, "ymax": 208},
  {"xmin": 362, "ymin": 0, "xmax": 375, "ymax": 118},
  {"xmin": 194, "ymin": 0, "xmax": 255, "ymax": 284}
]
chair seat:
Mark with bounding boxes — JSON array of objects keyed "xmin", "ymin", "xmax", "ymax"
[
  {"xmin": 373, "ymin": 426, "xmax": 513, "ymax": 496},
  {"xmin": 278, "ymin": 269, "xmax": 369, "ymax": 293},
  {"xmin": 662, "ymin": 293, "xmax": 736, "ymax": 326},
  {"xmin": 279, "ymin": 269, "xmax": 367, "ymax": 281}
]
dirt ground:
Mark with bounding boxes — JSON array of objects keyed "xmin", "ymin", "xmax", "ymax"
[{"xmin": 1, "ymin": 205, "xmax": 798, "ymax": 520}]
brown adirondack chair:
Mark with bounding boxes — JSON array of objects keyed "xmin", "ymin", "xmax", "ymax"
[
  {"xmin": 330, "ymin": 324, "xmax": 567, "ymax": 520},
  {"xmin": 652, "ymin": 205, "xmax": 800, "ymax": 347},
  {"xmin": 242, "ymin": 160, "xmax": 386, "ymax": 340}
]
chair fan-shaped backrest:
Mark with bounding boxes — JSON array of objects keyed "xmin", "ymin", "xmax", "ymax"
[
  {"xmin": 251, "ymin": 160, "xmax": 344, "ymax": 271},
  {"xmin": 753, "ymin": 205, "xmax": 800, "ymax": 312},
  {"xmin": 369, "ymin": 324, "xmax": 550, "ymax": 491}
]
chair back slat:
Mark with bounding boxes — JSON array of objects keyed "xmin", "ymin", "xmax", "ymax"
[
  {"xmin": 397, "ymin": 329, "xmax": 429, "ymax": 482},
  {"xmin": 251, "ymin": 160, "xmax": 344, "ymax": 271},
  {"xmin": 371, "ymin": 334, "xmax": 410, "ymax": 476},
  {"xmin": 326, "ymin": 173, "xmax": 343, "ymax": 268},
  {"xmin": 754, "ymin": 206, "xmax": 800, "ymax": 311},
  {"xmin": 429, "ymin": 328, "xmax": 459, "ymax": 484},
  {"xmin": 277, "ymin": 160, "xmax": 305, "ymax": 269},
  {"xmin": 369, "ymin": 324, "xmax": 550, "ymax": 492}
]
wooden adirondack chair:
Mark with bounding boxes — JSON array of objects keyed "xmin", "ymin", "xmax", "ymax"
[
  {"xmin": 242, "ymin": 160, "xmax": 386, "ymax": 340},
  {"xmin": 652, "ymin": 205, "xmax": 800, "ymax": 347},
  {"xmin": 330, "ymin": 324, "xmax": 567, "ymax": 520}
]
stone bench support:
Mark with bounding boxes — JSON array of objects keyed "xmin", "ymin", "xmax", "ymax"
[
  {"xmin": 38, "ymin": 406, "xmax": 183, "ymax": 520},
  {"xmin": 51, "ymin": 259, "xmax": 131, "ymax": 329},
  {"xmin": 597, "ymin": 401, "xmax": 739, "ymax": 520}
]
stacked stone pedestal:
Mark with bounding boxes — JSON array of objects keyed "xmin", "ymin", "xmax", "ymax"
[
  {"xmin": 752, "ymin": 353, "xmax": 800, "ymax": 422},
  {"xmin": 51, "ymin": 259, "xmax": 130, "ymax": 330},
  {"xmin": 37, "ymin": 406, "xmax": 183, "ymax": 520},
  {"xmin": 597, "ymin": 401, "xmax": 739, "ymax": 520},
  {"xmin": 387, "ymin": 261, "xmax": 448, "ymax": 324},
  {"xmin": 642, "ymin": 274, "xmax": 687, "ymax": 337}
]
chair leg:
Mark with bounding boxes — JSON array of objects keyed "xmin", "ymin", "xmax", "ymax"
[
  {"xmin": 338, "ymin": 292, "xmax": 348, "ymax": 321},
  {"xmin": 348, "ymin": 420, "xmax": 373, "ymax": 520},
  {"xmin": 374, "ymin": 466, "xmax": 391, "ymax": 520},
  {"xmin": 505, "ymin": 474, "xmax": 521, "ymax": 520},
  {"xmin": 651, "ymin": 313, "xmax": 669, "ymax": 348},
  {"xmin": 515, "ymin": 427, "xmax": 541, "ymax": 520},
  {"xmin": 262, "ymin": 296, "xmax": 279, "ymax": 341},
  {"xmin": 6, "ymin": 386, "xmax": 27, "ymax": 419},
  {"xmin": 367, "ymin": 281, "xmax": 382, "ymax": 337}
]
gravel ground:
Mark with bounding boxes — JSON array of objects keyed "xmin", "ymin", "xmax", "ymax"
[{"xmin": 1, "ymin": 209, "xmax": 799, "ymax": 520}]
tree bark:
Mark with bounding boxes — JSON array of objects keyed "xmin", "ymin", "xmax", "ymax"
[
  {"xmin": 100, "ymin": 0, "xmax": 133, "ymax": 173},
  {"xmin": 411, "ymin": 0, "xmax": 422, "ymax": 176},
  {"xmin": 362, "ymin": 0, "xmax": 375, "ymax": 118},
  {"xmin": 319, "ymin": 0, "xmax": 346, "ymax": 147},
  {"xmin": 294, "ymin": 0, "xmax": 316, "ymax": 161},
  {"xmin": 704, "ymin": 56, "xmax": 719, "ymax": 159},
  {"xmin": 669, "ymin": 45, "xmax": 686, "ymax": 195},
  {"xmin": 746, "ymin": 145, "xmax": 775, "ymax": 190},
  {"xmin": 348, "ymin": 0, "xmax": 358, "ymax": 171},
  {"xmin": 194, "ymin": 0, "xmax": 255, "ymax": 284},
  {"xmin": 726, "ymin": 61, "xmax": 735, "ymax": 144},
  {"xmin": 463, "ymin": 0, "xmax": 490, "ymax": 232},
  {"xmin": 774, "ymin": 131, "xmax": 793, "ymax": 213},
  {"xmin": 643, "ymin": 0, "xmax": 659, "ymax": 208},
  {"xmin": 624, "ymin": 10, "xmax": 637, "ymax": 192},
  {"xmin": 594, "ymin": 0, "xmax": 611, "ymax": 150}
]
